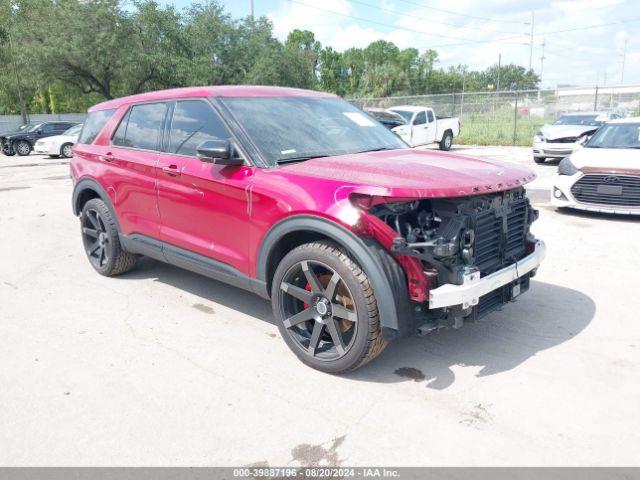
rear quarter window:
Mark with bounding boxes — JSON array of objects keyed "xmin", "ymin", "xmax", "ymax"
[{"xmin": 78, "ymin": 109, "xmax": 116, "ymax": 144}]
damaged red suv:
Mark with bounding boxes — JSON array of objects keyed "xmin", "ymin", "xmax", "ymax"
[{"xmin": 71, "ymin": 86, "xmax": 545, "ymax": 373}]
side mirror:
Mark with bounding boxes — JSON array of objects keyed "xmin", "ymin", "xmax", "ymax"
[
  {"xmin": 196, "ymin": 139, "xmax": 243, "ymax": 166},
  {"xmin": 36, "ymin": 130, "xmax": 43, "ymax": 135}
]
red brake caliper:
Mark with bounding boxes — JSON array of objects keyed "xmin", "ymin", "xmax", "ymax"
[{"xmin": 303, "ymin": 282, "xmax": 311, "ymax": 309}]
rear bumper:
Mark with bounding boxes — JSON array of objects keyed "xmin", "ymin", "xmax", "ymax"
[
  {"xmin": 34, "ymin": 144, "xmax": 58, "ymax": 155},
  {"xmin": 428, "ymin": 240, "xmax": 546, "ymax": 309}
]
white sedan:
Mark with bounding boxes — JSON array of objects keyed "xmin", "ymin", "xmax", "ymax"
[
  {"xmin": 533, "ymin": 112, "xmax": 621, "ymax": 164},
  {"xmin": 551, "ymin": 117, "xmax": 640, "ymax": 215},
  {"xmin": 33, "ymin": 123, "xmax": 82, "ymax": 158}
]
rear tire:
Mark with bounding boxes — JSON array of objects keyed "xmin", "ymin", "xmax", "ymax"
[
  {"xmin": 534, "ymin": 156, "xmax": 546, "ymax": 164},
  {"xmin": 80, "ymin": 198, "xmax": 137, "ymax": 276},
  {"xmin": 271, "ymin": 241, "xmax": 387, "ymax": 373},
  {"xmin": 14, "ymin": 140, "xmax": 31, "ymax": 156},
  {"xmin": 439, "ymin": 131, "xmax": 453, "ymax": 151},
  {"xmin": 60, "ymin": 143, "xmax": 73, "ymax": 158}
]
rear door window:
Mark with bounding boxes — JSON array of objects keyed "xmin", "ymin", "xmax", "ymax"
[
  {"xmin": 427, "ymin": 110, "xmax": 435, "ymax": 123},
  {"xmin": 78, "ymin": 109, "xmax": 116, "ymax": 144},
  {"xmin": 167, "ymin": 100, "xmax": 230, "ymax": 157},
  {"xmin": 112, "ymin": 103, "xmax": 167, "ymax": 151}
]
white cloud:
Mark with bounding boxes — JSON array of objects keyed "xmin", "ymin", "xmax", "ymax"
[{"xmin": 266, "ymin": 0, "xmax": 640, "ymax": 86}]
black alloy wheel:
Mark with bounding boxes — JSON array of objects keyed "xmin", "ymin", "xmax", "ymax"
[
  {"xmin": 278, "ymin": 259, "xmax": 358, "ymax": 361},
  {"xmin": 81, "ymin": 207, "xmax": 111, "ymax": 270},
  {"xmin": 272, "ymin": 241, "xmax": 388, "ymax": 373},
  {"xmin": 79, "ymin": 198, "xmax": 138, "ymax": 276}
]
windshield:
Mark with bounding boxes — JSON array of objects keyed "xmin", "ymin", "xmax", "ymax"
[
  {"xmin": 63, "ymin": 124, "xmax": 83, "ymax": 136},
  {"xmin": 389, "ymin": 109, "xmax": 414, "ymax": 123},
  {"xmin": 585, "ymin": 123, "xmax": 640, "ymax": 149},
  {"xmin": 553, "ymin": 115, "xmax": 603, "ymax": 126},
  {"xmin": 223, "ymin": 97, "xmax": 407, "ymax": 164},
  {"xmin": 23, "ymin": 123, "xmax": 42, "ymax": 133}
]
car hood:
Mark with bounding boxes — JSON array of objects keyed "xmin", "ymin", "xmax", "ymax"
[
  {"xmin": 540, "ymin": 124, "xmax": 598, "ymax": 140},
  {"xmin": 1, "ymin": 131, "xmax": 27, "ymax": 139},
  {"xmin": 279, "ymin": 149, "xmax": 536, "ymax": 198},
  {"xmin": 571, "ymin": 147, "xmax": 640, "ymax": 172}
]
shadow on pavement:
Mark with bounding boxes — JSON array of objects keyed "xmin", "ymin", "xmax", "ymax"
[
  {"xmin": 120, "ymin": 261, "xmax": 594, "ymax": 389},
  {"xmin": 347, "ymin": 280, "xmax": 595, "ymax": 388},
  {"xmin": 122, "ymin": 257, "xmax": 275, "ymax": 324}
]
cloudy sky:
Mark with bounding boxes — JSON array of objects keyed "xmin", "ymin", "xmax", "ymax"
[{"xmin": 172, "ymin": 0, "xmax": 639, "ymax": 88}]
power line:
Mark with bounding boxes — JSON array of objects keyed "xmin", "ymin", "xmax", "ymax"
[
  {"xmin": 343, "ymin": 0, "xmax": 522, "ymax": 35},
  {"xmin": 285, "ymin": 0, "xmax": 528, "ymax": 45},
  {"xmin": 537, "ymin": 17, "xmax": 640, "ymax": 36},
  {"xmin": 392, "ymin": 0, "xmax": 529, "ymax": 24}
]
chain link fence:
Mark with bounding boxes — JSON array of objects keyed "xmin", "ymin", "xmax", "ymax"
[
  {"xmin": 2, "ymin": 85, "xmax": 639, "ymax": 147},
  {"xmin": 350, "ymin": 84, "xmax": 640, "ymax": 146}
]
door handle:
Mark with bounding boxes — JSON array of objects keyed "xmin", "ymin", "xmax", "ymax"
[
  {"xmin": 162, "ymin": 165, "xmax": 181, "ymax": 176},
  {"xmin": 99, "ymin": 152, "xmax": 115, "ymax": 162}
]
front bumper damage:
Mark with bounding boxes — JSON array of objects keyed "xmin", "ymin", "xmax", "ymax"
[
  {"xmin": 429, "ymin": 240, "xmax": 546, "ymax": 309},
  {"xmin": 533, "ymin": 141, "xmax": 579, "ymax": 159}
]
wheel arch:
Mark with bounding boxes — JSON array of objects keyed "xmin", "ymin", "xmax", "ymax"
[
  {"xmin": 72, "ymin": 178, "xmax": 121, "ymax": 231},
  {"xmin": 257, "ymin": 215, "xmax": 404, "ymax": 334}
]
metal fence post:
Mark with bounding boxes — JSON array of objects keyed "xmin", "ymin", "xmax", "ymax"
[
  {"xmin": 594, "ymin": 85, "xmax": 599, "ymax": 110},
  {"xmin": 513, "ymin": 93, "xmax": 518, "ymax": 146}
]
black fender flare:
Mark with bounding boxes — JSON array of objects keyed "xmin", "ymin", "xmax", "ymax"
[
  {"xmin": 256, "ymin": 215, "xmax": 402, "ymax": 333},
  {"xmin": 71, "ymin": 178, "xmax": 121, "ymax": 231}
]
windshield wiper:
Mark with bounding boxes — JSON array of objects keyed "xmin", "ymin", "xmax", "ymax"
[
  {"xmin": 353, "ymin": 146, "xmax": 398, "ymax": 154},
  {"xmin": 277, "ymin": 155, "xmax": 329, "ymax": 164}
]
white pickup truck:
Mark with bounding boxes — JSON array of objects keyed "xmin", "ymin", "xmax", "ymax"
[{"xmin": 384, "ymin": 106, "xmax": 460, "ymax": 150}]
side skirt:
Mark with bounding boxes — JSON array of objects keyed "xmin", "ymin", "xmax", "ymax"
[{"xmin": 119, "ymin": 233, "xmax": 269, "ymax": 299}]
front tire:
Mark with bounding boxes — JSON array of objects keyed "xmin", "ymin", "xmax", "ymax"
[
  {"xmin": 271, "ymin": 241, "xmax": 387, "ymax": 373},
  {"xmin": 14, "ymin": 140, "xmax": 31, "ymax": 156},
  {"xmin": 534, "ymin": 156, "xmax": 546, "ymax": 164},
  {"xmin": 2, "ymin": 144, "xmax": 15, "ymax": 156},
  {"xmin": 439, "ymin": 131, "xmax": 453, "ymax": 151},
  {"xmin": 80, "ymin": 198, "xmax": 137, "ymax": 276}
]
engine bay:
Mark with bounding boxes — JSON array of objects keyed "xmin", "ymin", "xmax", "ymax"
[{"xmin": 371, "ymin": 187, "xmax": 539, "ymax": 327}]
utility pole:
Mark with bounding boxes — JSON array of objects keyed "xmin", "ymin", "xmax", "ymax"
[
  {"xmin": 497, "ymin": 53, "xmax": 502, "ymax": 93},
  {"xmin": 249, "ymin": 0, "xmax": 254, "ymax": 19},
  {"xmin": 539, "ymin": 40, "xmax": 546, "ymax": 86},
  {"xmin": 620, "ymin": 38, "xmax": 628, "ymax": 84},
  {"xmin": 528, "ymin": 11, "xmax": 535, "ymax": 70}
]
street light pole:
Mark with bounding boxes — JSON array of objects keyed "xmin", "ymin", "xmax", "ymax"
[{"xmin": 528, "ymin": 11, "xmax": 535, "ymax": 70}]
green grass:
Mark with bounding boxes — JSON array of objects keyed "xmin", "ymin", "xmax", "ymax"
[{"xmin": 455, "ymin": 109, "xmax": 544, "ymax": 147}]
